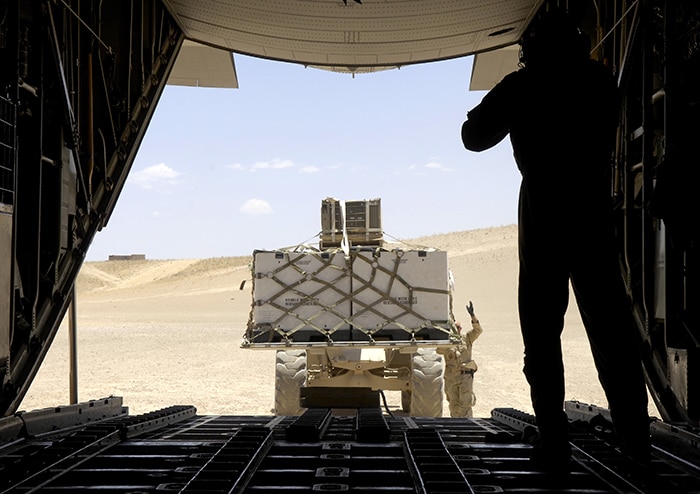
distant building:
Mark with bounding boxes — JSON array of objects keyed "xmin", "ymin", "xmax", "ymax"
[{"xmin": 108, "ymin": 254, "xmax": 146, "ymax": 261}]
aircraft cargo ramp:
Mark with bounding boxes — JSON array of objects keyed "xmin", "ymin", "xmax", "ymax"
[
  {"xmin": 2, "ymin": 1, "xmax": 699, "ymax": 493},
  {"xmin": 2, "ymin": 399, "xmax": 700, "ymax": 493}
]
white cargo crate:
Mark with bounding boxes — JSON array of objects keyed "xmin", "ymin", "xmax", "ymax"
[
  {"xmin": 248, "ymin": 248, "xmax": 453, "ymax": 343},
  {"xmin": 252, "ymin": 250, "xmax": 351, "ymax": 332},
  {"xmin": 351, "ymin": 250, "xmax": 450, "ymax": 332}
]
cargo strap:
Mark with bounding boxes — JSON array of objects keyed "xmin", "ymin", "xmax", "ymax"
[
  {"xmin": 249, "ymin": 248, "xmax": 455, "ymax": 343},
  {"xmin": 339, "ymin": 200, "xmax": 350, "ymax": 258}
]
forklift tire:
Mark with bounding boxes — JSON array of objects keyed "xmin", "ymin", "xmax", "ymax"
[
  {"xmin": 409, "ymin": 348, "xmax": 444, "ymax": 417},
  {"xmin": 274, "ymin": 349, "xmax": 307, "ymax": 416}
]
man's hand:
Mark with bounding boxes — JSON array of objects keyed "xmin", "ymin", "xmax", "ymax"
[{"xmin": 466, "ymin": 301, "xmax": 475, "ymax": 318}]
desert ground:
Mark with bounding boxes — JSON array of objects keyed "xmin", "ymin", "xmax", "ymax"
[{"xmin": 19, "ymin": 224, "xmax": 659, "ymax": 419}]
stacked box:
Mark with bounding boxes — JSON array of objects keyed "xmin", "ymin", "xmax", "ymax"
[
  {"xmin": 248, "ymin": 249, "xmax": 452, "ymax": 343},
  {"xmin": 252, "ymin": 250, "xmax": 352, "ymax": 333},
  {"xmin": 351, "ymin": 250, "xmax": 450, "ymax": 332},
  {"xmin": 320, "ymin": 198, "xmax": 382, "ymax": 248}
]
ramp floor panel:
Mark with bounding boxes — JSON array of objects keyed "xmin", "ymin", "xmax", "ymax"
[{"xmin": 1, "ymin": 405, "xmax": 698, "ymax": 493}]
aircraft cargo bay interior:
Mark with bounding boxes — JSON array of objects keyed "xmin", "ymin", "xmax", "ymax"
[{"xmin": 1, "ymin": 0, "xmax": 699, "ymax": 492}]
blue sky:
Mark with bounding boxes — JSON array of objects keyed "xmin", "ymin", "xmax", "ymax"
[{"xmin": 86, "ymin": 54, "xmax": 521, "ymax": 261}]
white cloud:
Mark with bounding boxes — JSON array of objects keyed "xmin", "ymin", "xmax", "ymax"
[
  {"xmin": 272, "ymin": 159, "xmax": 294, "ymax": 169},
  {"xmin": 252, "ymin": 159, "xmax": 295, "ymax": 171},
  {"xmin": 425, "ymin": 161, "xmax": 455, "ymax": 171},
  {"xmin": 407, "ymin": 161, "xmax": 454, "ymax": 174},
  {"xmin": 300, "ymin": 166, "xmax": 320, "ymax": 174},
  {"xmin": 131, "ymin": 163, "xmax": 181, "ymax": 189},
  {"xmin": 240, "ymin": 199, "xmax": 273, "ymax": 215},
  {"xmin": 226, "ymin": 163, "xmax": 245, "ymax": 171}
]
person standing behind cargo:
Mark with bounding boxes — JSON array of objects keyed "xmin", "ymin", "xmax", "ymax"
[
  {"xmin": 438, "ymin": 301, "xmax": 482, "ymax": 417},
  {"xmin": 460, "ymin": 8, "xmax": 650, "ymax": 468}
]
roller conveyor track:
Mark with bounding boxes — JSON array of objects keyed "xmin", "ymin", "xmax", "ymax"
[{"xmin": 1, "ymin": 402, "xmax": 700, "ymax": 493}]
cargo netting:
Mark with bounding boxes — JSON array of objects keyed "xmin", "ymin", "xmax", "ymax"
[{"xmin": 243, "ymin": 246, "xmax": 458, "ymax": 347}]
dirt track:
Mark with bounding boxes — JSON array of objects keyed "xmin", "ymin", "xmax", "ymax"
[{"xmin": 21, "ymin": 225, "xmax": 658, "ymax": 419}]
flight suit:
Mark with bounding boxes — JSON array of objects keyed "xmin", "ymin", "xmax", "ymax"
[
  {"xmin": 438, "ymin": 320, "xmax": 482, "ymax": 418},
  {"xmin": 460, "ymin": 13, "xmax": 650, "ymax": 462}
]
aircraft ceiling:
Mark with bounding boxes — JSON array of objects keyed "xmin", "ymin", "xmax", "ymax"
[{"xmin": 162, "ymin": 0, "xmax": 543, "ymax": 74}]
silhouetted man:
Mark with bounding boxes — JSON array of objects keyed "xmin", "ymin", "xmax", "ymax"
[{"xmin": 461, "ymin": 9, "xmax": 650, "ymax": 469}]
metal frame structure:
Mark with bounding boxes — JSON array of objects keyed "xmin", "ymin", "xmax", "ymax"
[
  {"xmin": 0, "ymin": 0, "xmax": 699, "ymax": 490},
  {"xmin": 0, "ymin": 0, "xmax": 183, "ymax": 415}
]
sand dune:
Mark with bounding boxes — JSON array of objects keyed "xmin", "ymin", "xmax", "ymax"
[{"xmin": 20, "ymin": 225, "xmax": 657, "ymax": 419}]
